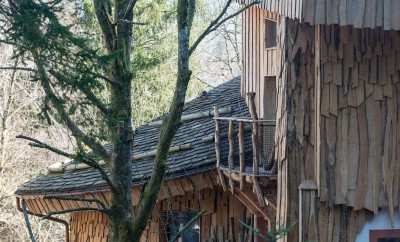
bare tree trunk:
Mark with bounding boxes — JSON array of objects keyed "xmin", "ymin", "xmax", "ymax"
[
  {"xmin": 92, "ymin": 0, "xmax": 136, "ymax": 241},
  {"xmin": 108, "ymin": 77, "xmax": 135, "ymax": 242},
  {"xmin": 130, "ymin": 1, "xmax": 195, "ymax": 241}
]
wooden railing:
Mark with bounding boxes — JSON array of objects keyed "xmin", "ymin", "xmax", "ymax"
[{"xmin": 213, "ymin": 94, "xmax": 276, "ymax": 206}]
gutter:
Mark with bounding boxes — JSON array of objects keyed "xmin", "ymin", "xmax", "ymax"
[{"xmin": 16, "ymin": 197, "xmax": 70, "ymax": 242}]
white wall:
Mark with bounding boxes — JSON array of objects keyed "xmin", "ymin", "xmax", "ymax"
[{"xmin": 355, "ymin": 210, "xmax": 400, "ymax": 242}]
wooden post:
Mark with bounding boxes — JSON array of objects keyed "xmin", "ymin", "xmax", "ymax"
[
  {"xmin": 228, "ymin": 120, "xmax": 235, "ymax": 193},
  {"xmin": 238, "ymin": 121, "xmax": 245, "ymax": 190},
  {"xmin": 247, "ymin": 92, "xmax": 259, "ymax": 177},
  {"xmin": 247, "ymin": 93, "xmax": 265, "ymax": 206},
  {"xmin": 214, "ymin": 106, "xmax": 227, "ymax": 191},
  {"xmin": 299, "ymin": 180, "xmax": 318, "ymax": 242},
  {"xmin": 254, "ymin": 214, "xmax": 259, "ymax": 242},
  {"xmin": 253, "ymin": 180, "xmax": 266, "ymax": 207}
]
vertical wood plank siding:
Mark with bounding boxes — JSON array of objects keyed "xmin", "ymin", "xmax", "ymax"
[
  {"xmin": 68, "ymin": 188, "xmax": 255, "ymax": 242},
  {"xmin": 241, "ymin": 6, "xmax": 278, "ymax": 118},
  {"xmin": 237, "ymin": 0, "xmax": 400, "ymax": 30}
]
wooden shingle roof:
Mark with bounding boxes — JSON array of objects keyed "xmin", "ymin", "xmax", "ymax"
[
  {"xmin": 15, "ymin": 77, "xmax": 252, "ymax": 196},
  {"xmin": 239, "ymin": 0, "xmax": 400, "ymax": 30}
]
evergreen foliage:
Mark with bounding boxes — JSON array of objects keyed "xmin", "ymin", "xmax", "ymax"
[{"xmin": 81, "ymin": 0, "xmax": 207, "ymax": 126}]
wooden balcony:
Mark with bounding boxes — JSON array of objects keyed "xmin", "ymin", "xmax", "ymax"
[{"xmin": 213, "ymin": 94, "xmax": 277, "ymax": 209}]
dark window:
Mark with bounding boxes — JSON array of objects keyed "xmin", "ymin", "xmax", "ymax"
[
  {"xmin": 160, "ymin": 211, "xmax": 200, "ymax": 242},
  {"xmin": 265, "ymin": 19, "xmax": 277, "ymax": 48},
  {"xmin": 370, "ymin": 229, "xmax": 400, "ymax": 242},
  {"xmin": 261, "ymin": 76, "xmax": 276, "ymax": 159}
]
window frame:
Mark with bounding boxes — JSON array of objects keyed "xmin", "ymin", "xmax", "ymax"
[
  {"xmin": 370, "ymin": 229, "xmax": 400, "ymax": 242},
  {"xmin": 264, "ymin": 17, "xmax": 277, "ymax": 49},
  {"xmin": 159, "ymin": 210, "xmax": 201, "ymax": 242}
]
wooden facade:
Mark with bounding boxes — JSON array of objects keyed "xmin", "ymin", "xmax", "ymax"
[
  {"xmin": 313, "ymin": 25, "xmax": 400, "ymax": 242},
  {"xmin": 68, "ymin": 188, "xmax": 259, "ymax": 242},
  {"xmin": 240, "ymin": 3, "xmax": 400, "ymax": 242},
  {"xmin": 316, "ymin": 25, "xmax": 400, "ymax": 214},
  {"xmin": 241, "ymin": 6, "xmax": 279, "ymax": 119},
  {"xmin": 18, "ymin": 171, "xmax": 273, "ymax": 242}
]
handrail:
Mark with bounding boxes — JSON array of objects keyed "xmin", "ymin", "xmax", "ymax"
[{"xmin": 214, "ymin": 117, "xmax": 276, "ymax": 125}]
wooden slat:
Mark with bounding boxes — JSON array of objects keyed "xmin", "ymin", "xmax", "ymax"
[
  {"xmin": 214, "ymin": 106, "xmax": 227, "ymax": 191},
  {"xmin": 228, "ymin": 121, "xmax": 235, "ymax": 194},
  {"xmin": 238, "ymin": 121, "xmax": 245, "ymax": 190}
]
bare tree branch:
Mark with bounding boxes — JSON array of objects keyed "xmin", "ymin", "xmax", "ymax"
[
  {"xmin": 0, "ymin": 39, "xmax": 27, "ymax": 50},
  {"xmin": 15, "ymin": 135, "xmax": 115, "ymax": 192},
  {"xmin": 44, "ymin": 195, "xmax": 108, "ymax": 209},
  {"xmin": 16, "ymin": 135, "xmax": 73, "ymax": 157},
  {"xmin": 0, "ymin": 66, "xmax": 36, "ymax": 72},
  {"xmin": 189, "ymin": 1, "xmax": 259, "ymax": 56},
  {"xmin": 42, "ymin": 207, "xmax": 109, "ymax": 219},
  {"xmin": 122, "ymin": 0, "xmax": 138, "ymax": 21}
]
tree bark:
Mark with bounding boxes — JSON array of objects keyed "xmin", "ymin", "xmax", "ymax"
[
  {"xmin": 130, "ymin": 1, "xmax": 195, "ymax": 241},
  {"xmin": 92, "ymin": 1, "xmax": 136, "ymax": 241}
]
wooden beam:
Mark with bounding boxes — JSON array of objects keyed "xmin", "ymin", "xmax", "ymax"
[
  {"xmin": 48, "ymin": 144, "xmax": 192, "ymax": 173},
  {"xmin": 215, "ymin": 117, "xmax": 275, "ymax": 124},
  {"xmin": 253, "ymin": 180, "xmax": 266, "ymax": 207},
  {"xmin": 233, "ymin": 187, "xmax": 275, "ymax": 225},
  {"xmin": 201, "ymin": 125, "xmax": 252, "ymax": 143},
  {"xmin": 132, "ymin": 144, "xmax": 191, "ymax": 160},
  {"xmin": 222, "ymin": 170, "xmax": 243, "ymax": 183},
  {"xmin": 148, "ymin": 107, "xmax": 232, "ymax": 126}
]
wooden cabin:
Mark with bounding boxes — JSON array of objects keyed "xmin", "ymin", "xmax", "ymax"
[
  {"xmin": 15, "ymin": 79, "xmax": 278, "ymax": 242},
  {"xmin": 16, "ymin": 1, "xmax": 400, "ymax": 242}
]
